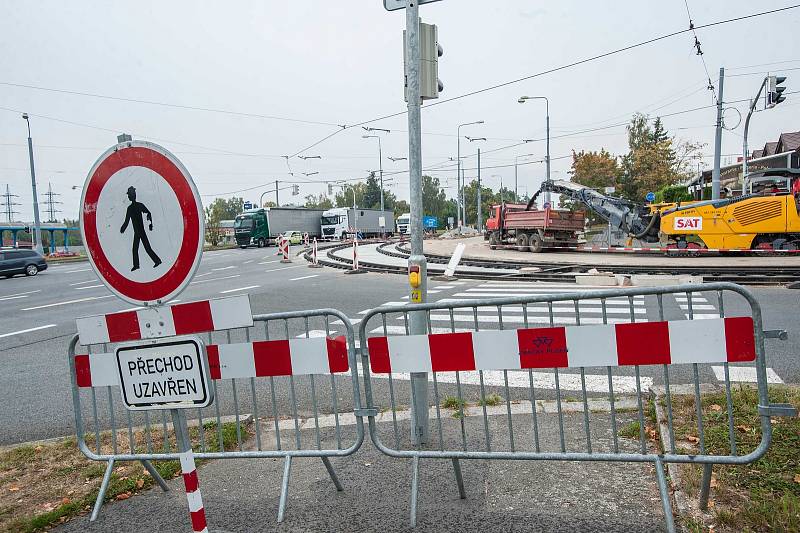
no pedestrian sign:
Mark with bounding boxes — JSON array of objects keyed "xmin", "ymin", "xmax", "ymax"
[
  {"xmin": 115, "ymin": 336, "xmax": 212, "ymax": 410},
  {"xmin": 80, "ymin": 140, "xmax": 204, "ymax": 306}
]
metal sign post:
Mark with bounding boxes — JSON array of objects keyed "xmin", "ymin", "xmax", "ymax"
[{"xmin": 403, "ymin": 0, "xmax": 430, "ymax": 446}]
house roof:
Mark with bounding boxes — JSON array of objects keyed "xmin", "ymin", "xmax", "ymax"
[
  {"xmin": 777, "ymin": 131, "xmax": 800, "ymax": 153},
  {"xmin": 763, "ymin": 141, "xmax": 779, "ymax": 156},
  {"xmin": 752, "ymin": 149, "xmax": 764, "ymax": 158}
]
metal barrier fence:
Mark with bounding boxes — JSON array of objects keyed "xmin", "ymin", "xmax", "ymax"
[
  {"xmin": 357, "ymin": 282, "xmax": 795, "ymax": 531},
  {"xmin": 69, "ymin": 308, "xmax": 364, "ymax": 523}
]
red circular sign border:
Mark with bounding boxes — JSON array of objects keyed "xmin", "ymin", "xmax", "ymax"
[{"xmin": 81, "ymin": 142, "xmax": 202, "ymax": 305}]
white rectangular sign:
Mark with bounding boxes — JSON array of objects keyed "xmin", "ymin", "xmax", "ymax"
[
  {"xmin": 673, "ymin": 216, "xmax": 703, "ymax": 231},
  {"xmin": 115, "ymin": 336, "xmax": 213, "ymax": 410},
  {"xmin": 384, "ymin": 0, "xmax": 442, "ymax": 10}
]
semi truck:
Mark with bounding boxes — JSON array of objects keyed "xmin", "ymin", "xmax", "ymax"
[
  {"xmin": 320, "ymin": 207, "xmax": 394, "ymax": 240},
  {"xmin": 396, "ymin": 213, "xmax": 410, "ymax": 235},
  {"xmin": 234, "ymin": 207, "xmax": 323, "ymax": 248},
  {"xmin": 485, "ymin": 203, "xmax": 586, "ymax": 252}
]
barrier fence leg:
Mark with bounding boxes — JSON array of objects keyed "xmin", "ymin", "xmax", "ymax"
[
  {"xmin": 654, "ymin": 458, "xmax": 676, "ymax": 533},
  {"xmin": 140, "ymin": 459, "xmax": 170, "ymax": 492},
  {"xmin": 698, "ymin": 464, "xmax": 713, "ymax": 510},
  {"xmin": 321, "ymin": 457, "xmax": 344, "ymax": 491},
  {"xmin": 410, "ymin": 456, "xmax": 420, "ymax": 527},
  {"xmin": 89, "ymin": 458, "xmax": 115, "ymax": 521},
  {"xmin": 277, "ymin": 456, "xmax": 293, "ymax": 523},
  {"xmin": 451, "ymin": 458, "xmax": 466, "ymax": 499},
  {"xmin": 172, "ymin": 409, "xmax": 208, "ymax": 533}
]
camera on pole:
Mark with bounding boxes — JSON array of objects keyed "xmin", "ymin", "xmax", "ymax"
[
  {"xmin": 292, "ymin": 184, "xmax": 300, "ymax": 196},
  {"xmin": 404, "ymin": 22, "xmax": 442, "ymax": 101},
  {"xmin": 766, "ymin": 75, "xmax": 787, "ymax": 108}
]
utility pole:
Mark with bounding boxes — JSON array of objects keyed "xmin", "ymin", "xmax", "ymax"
[
  {"xmin": 42, "ymin": 182, "xmax": 62, "ymax": 222},
  {"xmin": 711, "ymin": 68, "xmax": 725, "ymax": 200},
  {"xmin": 22, "ymin": 113, "xmax": 43, "ymax": 254},
  {"xmin": 2, "ymin": 185, "xmax": 20, "ymax": 223},
  {"xmin": 405, "ymin": 0, "xmax": 429, "ymax": 446},
  {"xmin": 275, "ymin": 180, "xmax": 280, "ymax": 207},
  {"xmin": 477, "ymin": 149, "xmax": 482, "ymax": 232}
]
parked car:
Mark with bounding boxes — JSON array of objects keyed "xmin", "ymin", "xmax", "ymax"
[
  {"xmin": 0, "ymin": 248, "xmax": 48, "ymax": 278},
  {"xmin": 280, "ymin": 231, "xmax": 304, "ymax": 245}
]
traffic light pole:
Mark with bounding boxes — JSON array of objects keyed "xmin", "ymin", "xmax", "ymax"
[
  {"xmin": 22, "ymin": 116, "xmax": 43, "ymax": 255},
  {"xmin": 742, "ymin": 76, "xmax": 769, "ymax": 179},
  {"xmin": 477, "ymin": 148, "xmax": 482, "ymax": 231},
  {"xmin": 405, "ymin": 0, "xmax": 429, "ymax": 446}
]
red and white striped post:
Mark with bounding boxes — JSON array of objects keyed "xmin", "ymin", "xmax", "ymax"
[
  {"xmin": 172, "ymin": 410, "xmax": 209, "ymax": 533},
  {"xmin": 352, "ymin": 240, "xmax": 359, "ymax": 271},
  {"xmin": 303, "ymin": 232, "xmax": 309, "ymax": 246},
  {"xmin": 309, "ymin": 237, "xmax": 323, "ymax": 268},
  {"xmin": 280, "ymin": 236, "xmax": 292, "ymax": 263}
]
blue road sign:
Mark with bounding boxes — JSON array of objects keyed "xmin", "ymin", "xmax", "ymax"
[
  {"xmin": 423, "ymin": 216, "xmax": 438, "ymax": 229},
  {"xmin": 244, "ymin": 202, "xmax": 253, "ymax": 210},
  {"xmin": 645, "ymin": 192, "xmax": 656, "ymax": 203}
]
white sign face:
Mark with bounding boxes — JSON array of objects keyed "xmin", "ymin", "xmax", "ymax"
[
  {"xmin": 604, "ymin": 186, "xmax": 616, "ymax": 194},
  {"xmin": 81, "ymin": 141, "xmax": 204, "ymax": 306},
  {"xmin": 379, "ymin": 216, "xmax": 386, "ymax": 228},
  {"xmin": 673, "ymin": 216, "xmax": 703, "ymax": 231},
  {"xmin": 115, "ymin": 336, "xmax": 212, "ymax": 411},
  {"xmin": 384, "ymin": 0, "xmax": 442, "ymax": 10}
]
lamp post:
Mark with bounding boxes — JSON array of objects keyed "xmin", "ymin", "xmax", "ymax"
[
  {"xmin": 457, "ymin": 120, "xmax": 483, "ymax": 229},
  {"xmin": 514, "ymin": 153, "xmax": 536, "ymax": 201},
  {"xmin": 21, "ymin": 113, "xmax": 43, "ymax": 255},
  {"xmin": 518, "ymin": 96, "xmax": 550, "ymax": 206},
  {"xmin": 466, "ymin": 137, "xmax": 486, "ymax": 226},
  {"xmin": 362, "ymin": 135, "xmax": 385, "ymax": 215}
]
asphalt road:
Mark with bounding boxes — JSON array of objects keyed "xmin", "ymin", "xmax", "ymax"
[{"xmin": 0, "ymin": 245, "xmax": 797, "ymax": 446}]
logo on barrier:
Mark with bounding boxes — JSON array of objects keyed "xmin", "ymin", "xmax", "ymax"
[
  {"xmin": 673, "ymin": 216, "xmax": 702, "ymax": 231},
  {"xmin": 115, "ymin": 336, "xmax": 212, "ymax": 410},
  {"xmin": 517, "ymin": 327, "xmax": 568, "ymax": 367}
]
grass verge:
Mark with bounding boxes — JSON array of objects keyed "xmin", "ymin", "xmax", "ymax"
[
  {"xmin": 667, "ymin": 385, "xmax": 799, "ymax": 532},
  {"xmin": 0, "ymin": 421, "xmax": 249, "ymax": 533}
]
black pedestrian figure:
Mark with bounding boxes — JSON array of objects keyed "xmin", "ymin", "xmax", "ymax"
[{"xmin": 120, "ymin": 186, "xmax": 162, "ymax": 271}]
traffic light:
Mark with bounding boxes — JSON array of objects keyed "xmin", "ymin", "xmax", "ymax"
[
  {"xmin": 292, "ymin": 184, "xmax": 299, "ymax": 196},
  {"xmin": 404, "ymin": 22, "xmax": 443, "ymax": 101},
  {"xmin": 766, "ymin": 75, "xmax": 787, "ymax": 108}
]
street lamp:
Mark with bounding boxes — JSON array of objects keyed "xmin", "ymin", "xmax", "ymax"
[
  {"xmin": 21, "ymin": 113, "xmax": 43, "ymax": 255},
  {"xmin": 388, "ymin": 156, "xmax": 407, "ymax": 162},
  {"xmin": 518, "ymin": 96, "xmax": 551, "ymax": 205},
  {"xmin": 298, "ymin": 155, "xmax": 321, "ymax": 160},
  {"xmin": 362, "ymin": 127, "xmax": 390, "ymax": 133},
  {"xmin": 362, "ymin": 134, "xmax": 386, "ymax": 221},
  {"xmin": 514, "ymin": 153, "xmax": 536, "ymax": 200},
  {"xmin": 302, "ymin": 171, "xmax": 319, "ymax": 177},
  {"xmin": 457, "ymin": 120, "xmax": 483, "ymax": 229},
  {"xmin": 491, "ymin": 174, "xmax": 505, "ymax": 203}
]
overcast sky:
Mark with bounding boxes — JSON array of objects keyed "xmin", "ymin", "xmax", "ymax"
[{"xmin": 1, "ymin": 0, "xmax": 799, "ymax": 221}]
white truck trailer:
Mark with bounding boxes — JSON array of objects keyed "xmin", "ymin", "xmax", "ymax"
[{"xmin": 320, "ymin": 207, "xmax": 394, "ymax": 240}]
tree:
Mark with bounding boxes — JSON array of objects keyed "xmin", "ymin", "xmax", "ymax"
[
  {"xmin": 362, "ymin": 173, "xmax": 382, "ymax": 209},
  {"xmin": 463, "ymin": 180, "xmax": 497, "ymax": 228},
  {"xmin": 304, "ymin": 193, "xmax": 333, "ymax": 209},
  {"xmin": 421, "ymin": 175, "xmax": 448, "ymax": 220},
  {"xmin": 262, "ymin": 200, "xmax": 276, "ymax": 208},
  {"xmin": 569, "ymin": 149, "xmax": 620, "ymax": 190},
  {"xmin": 393, "ymin": 199, "xmax": 410, "ymax": 219},
  {"xmin": 619, "ymin": 113, "xmax": 684, "ymax": 201},
  {"xmin": 204, "ymin": 197, "xmax": 244, "ymax": 246},
  {"xmin": 334, "ymin": 183, "xmax": 367, "ymax": 208}
]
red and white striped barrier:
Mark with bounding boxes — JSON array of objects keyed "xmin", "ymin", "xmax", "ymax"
[
  {"xmin": 488, "ymin": 243, "xmax": 800, "ymax": 254},
  {"xmin": 74, "ymin": 336, "xmax": 349, "ymax": 387},
  {"xmin": 75, "ymin": 295, "xmax": 253, "ymax": 345},
  {"xmin": 309, "ymin": 238, "xmax": 322, "ymax": 268},
  {"xmin": 366, "ymin": 317, "xmax": 755, "ymax": 373},
  {"xmin": 352, "ymin": 240, "xmax": 359, "ymax": 271},
  {"xmin": 180, "ymin": 450, "xmax": 208, "ymax": 533},
  {"xmin": 303, "ymin": 232, "xmax": 310, "ymax": 246},
  {"xmin": 280, "ymin": 236, "xmax": 291, "ymax": 263}
]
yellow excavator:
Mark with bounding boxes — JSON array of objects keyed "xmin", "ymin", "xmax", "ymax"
[{"xmin": 529, "ymin": 168, "xmax": 800, "ymax": 250}]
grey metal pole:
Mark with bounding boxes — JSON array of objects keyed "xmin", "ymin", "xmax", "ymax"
[
  {"xmin": 378, "ymin": 137, "xmax": 384, "ymax": 214},
  {"xmin": 545, "ymin": 101, "xmax": 551, "ymax": 206},
  {"xmin": 742, "ymin": 76, "xmax": 768, "ymax": 181},
  {"xmin": 514, "ymin": 157, "xmax": 518, "ymax": 200},
  {"xmin": 23, "ymin": 116, "xmax": 43, "ymax": 255},
  {"xmin": 477, "ymin": 148, "xmax": 482, "ymax": 231},
  {"xmin": 275, "ymin": 180, "xmax": 280, "ymax": 207},
  {"xmin": 711, "ymin": 68, "xmax": 725, "ymax": 200},
  {"xmin": 406, "ymin": 0, "xmax": 429, "ymax": 445},
  {"xmin": 456, "ymin": 129, "xmax": 462, "ymax": 228}
]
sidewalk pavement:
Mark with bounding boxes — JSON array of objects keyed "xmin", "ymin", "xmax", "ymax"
[{"xmin": 56, "ymin": 408, "xmax": 666, "ymax": 533}]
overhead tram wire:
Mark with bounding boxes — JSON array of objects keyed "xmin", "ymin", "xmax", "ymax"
[
  {"xmin": 682, "ymin": 0, "xmax": 718, "ymax": 104},
  {"xmin": 288, "ymin": 3, "xmax": 800, "ymax": 158}
]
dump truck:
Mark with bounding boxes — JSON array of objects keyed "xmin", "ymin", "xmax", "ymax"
[
  {"xmin": 485, "ymin": 203, "xmax": 586, "ymax": 252},
  {"xmin": 234, "ymin": 207, "xmax": 323, "ymax": 248}
]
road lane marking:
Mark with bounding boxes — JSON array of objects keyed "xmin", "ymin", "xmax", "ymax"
[
  {"xmin": 212, "ymin": 265, "xmax": 236, "ymax": 271},
  {"xmin": 712, "ymin": 365, "xmax": 783, "ymax": 384},
  {"xmin": 21, "ymin": 295, "xmax": 114, "ymax": 311},
  {"xmin": 0, "ymin": 289, "xmax": 41, "ymax": 301},
  {"xmin": 289, "ymin": 275, "xmax": 318, "ymax": 281},
  {"xmin": 63, "ymin": 268, "xmax": 91, "ymax": 273},
  {"xmin": 0, "ymin": 324, "xmax": 58, "ymax": 339},
  {"xmin": 69, "ymin": 279, "xmax": 99, "ymax": 286},
  {"xmin": 265, "ymin": 265, "xmax": 306, "ymax": 273},
  {"xmin": 220, "ymin": 285, "xmax": 260, "ymax": 294},
  {"xmin": 243, "ymin": 260, "xmax": 254, "ymax": 264},
  {"xmin": 194, "ymin": 272, "xmax": 214, "ymax": 278},
  {"xmin": 258, "ymin": 260, "xmax": 280, "ymax": 265},
  {"xmin": 74, "ymin": 284, "xmax": 106, "ymax": 290},
  {"xmin": 190, "ymin": 274, "xmax": 240, "ymax": 285}
]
